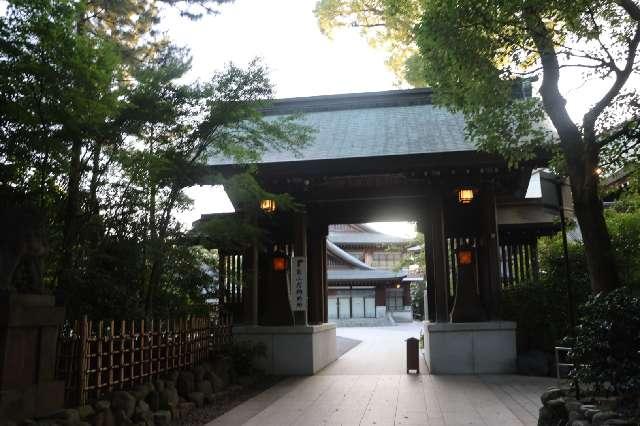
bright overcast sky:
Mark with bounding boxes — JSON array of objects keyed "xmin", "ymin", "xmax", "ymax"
[
  {"xmin": 166, "ymin": 0, "xmax": 637, "ymax": 237},
  {"xmin": 160, "ymin": 0, "xmax": 399, "ymax": 97}
]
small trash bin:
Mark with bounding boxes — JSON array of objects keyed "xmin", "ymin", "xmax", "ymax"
[{"xmin": 406, "ymin": 337, "xmax": 419, "ymax": 374}]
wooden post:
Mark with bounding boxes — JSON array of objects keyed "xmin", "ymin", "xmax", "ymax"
[
  {"xmin": 321, "ymin": 236, "xmax": 328, "ymax": 323},
  {"xmin": 96, "ymin": 321, "xmax": 103, "ymax": 399},
  {"xmin": 427, "ymin": 192, "xmax": 449, "ymax": 322},
  {"xmin": 307, "ymin": 220, "xmax": 327, "ymax": 325},
  {"xmin": 119, "ymin": 320, "xmax": 125, "ymax": 391},
  {"xmin": 108, "ymin": 320, "xmax": 114, "ymax": 394},
  {"xmin": 424, "ymin": 191, "xmax": 449, "ymax": 322},
  {"xmin": 478, "ymin": 186, "xmax": 501, "ymax": 319},
  {"xmin": 78, "ymin": 316, "xmax": 88, "ymax": 406}
]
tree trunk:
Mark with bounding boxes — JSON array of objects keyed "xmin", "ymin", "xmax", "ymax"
[
  {"xmin": 565, "ymin": 144, "xmax": 620, "ymax": 294},
  {"xmin": 59, "ymin": 137, "xmax": 83, "ymax": 288},
  {"xmin": 88, "ymin": 140, "xmax": 102, "ymax": 216}
]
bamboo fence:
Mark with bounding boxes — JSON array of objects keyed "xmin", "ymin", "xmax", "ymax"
[{"xmin": 55, "ymin": 307, "xmax": 232, "ymax": 407}]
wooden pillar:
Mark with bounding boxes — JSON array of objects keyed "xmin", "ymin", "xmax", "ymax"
[
  {"xmin": 307, "ymin": 220, "xmax": 327, "ymax": 325},
  {"xmin": 477, "ymin": 186, "xmax": 501, "ymax": 319},
  {"xmin": 250, "ymin": 241, "xmax": 259, "ymax": 325},
  {"xmin": 293, "ymin": 213, "xmax": 307, "ymax": 258},
  {"xmin": 424, "ymin": 191, "xmax": 449, "ymax": 322},
  {"xmin": 322, "ymin": 237, "xmax": 328, "ymax": 323}
]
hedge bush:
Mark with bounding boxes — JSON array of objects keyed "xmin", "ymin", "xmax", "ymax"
[{"xmin": 570, "ymin": 288, "xmax": 640, "ymax": 400}]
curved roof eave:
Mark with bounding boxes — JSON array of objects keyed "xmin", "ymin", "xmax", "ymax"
[{"xmin": 326, "ymin": 240, "xmax": 374, "ymax": 270}]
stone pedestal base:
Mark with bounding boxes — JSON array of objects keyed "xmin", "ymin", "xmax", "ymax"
[
  {"xmin": 0, "ymin": 293, "xmax": 65, "ymax": 421},
  {"xmin": 423, "ymin": 321, "xmax": 516, "ymax": 374},
  {"xmin": 233, "ymin": 323, "xmax": 337, "ymax": 375}
]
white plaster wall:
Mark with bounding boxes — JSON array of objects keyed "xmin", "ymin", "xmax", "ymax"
[
  {"xmin": 312, "ymin": 326, "xmax": 337, "ymax": 373},
  {"xmin": 391, "ymin": 309, "xmax": 413, "ymax": 322},
  {"xmin": 233, "ymin": 324, "xmax": 337, "ymax": 376},
  {"xmin": 376, "ymin": 306, "xmax": 386, "ymax": 318},
  {"xmin": 423, "ymin": 321, "xmax": 517, "ymax": 374}
]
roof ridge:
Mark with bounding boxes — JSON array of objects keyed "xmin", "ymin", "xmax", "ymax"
[{"xmin": 261, "ymin": 88, "xmax": 433, "ymax": 116}]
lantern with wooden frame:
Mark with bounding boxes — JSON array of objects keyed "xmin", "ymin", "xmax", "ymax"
[
  {"xmin": 260, "ymin": 199, "xmax": 277, "ymax": 213},
  {"xmin": 457, "ymin": 188, "xmax": 475, "ymax": 204}
]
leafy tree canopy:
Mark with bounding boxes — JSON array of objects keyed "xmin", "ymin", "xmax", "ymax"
[
  {"xmin": 315, "ymin": 0, "xmax": 424, "ymax": 84},
  {"xmin": 0, "ymin": 0, "xmax": 312, "ymax": 318},
  {"xmin": 316, "ymin": 0, "xmax": 640, "ymax": 293}
]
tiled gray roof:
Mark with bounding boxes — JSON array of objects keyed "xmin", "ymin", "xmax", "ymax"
[
  {"xmin": 328, "ymin": 269, "xmax": 406, "ymax": 282},
  {"xmin": 328, "ymin": 231, "xmax": 410, "ymax": 245},
  {"xmin": 326, "ymin": 240, "xmax": 373, "ymax": 270},
  {"xmin": 327, "ymin": 239, "xmax": 407, "ymax": 282},
  {"xmin": 208, "ymin": 90, "xmax": 471, "ymax": 165}
]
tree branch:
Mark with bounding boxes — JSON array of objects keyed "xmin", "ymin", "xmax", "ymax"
[
  {"xmin": 583, "ymin": 23, "xmax": 640, "ymax": 141},
  {"xmin": 616, "ymin": 0, "xmax": 640, "ymax": 22},
  {"xmin": 587, "ymin": 7, "xmax": 620, "ymax": 71},
  {"xmin": 523, "ymin": 9, "xmax": 581, "ymax": 144},
  {"xmin": 597, "ymin": 116, "xmax": 640, "ymax": 146}
]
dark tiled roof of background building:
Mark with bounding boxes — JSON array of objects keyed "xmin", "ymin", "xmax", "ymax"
[
  {"xmin": 328, "ymin": 231, "xmax": 410, "ymax": 245},
  {"xmin": 207, "ymin": 89, "xmax": 472, "ymax": 166},
  {"xmin": 326, "ymin": 240, "xmax": 373, "ymax": 270},
  {"xmin": 326, "ymin": 239, "xmax": 407, "ymax": 282},
  {"xmin": 328, "ymin": 223, "xmax": 411, "ymax": 245},
  {"xmin": 327, "ymin": 269, "xmax": 407, "ymax": 282}
]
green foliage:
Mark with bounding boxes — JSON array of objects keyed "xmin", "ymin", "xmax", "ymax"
[
  {"xmin": 314, "ymin": 0, "xmax": 423, "ymax": 83},
  {"xmin": 502, "ymin": 198, "xmax": 640, "ymax": 354},
  {"xmin": 221, "ymin": 341, "xmax": 267, "ymax": 376},
  {"xmin": 318, "ymin": 0, "xmax": 640, "ymax": 293},
  {"xmin": 501, "ymin": 280, "xmax": 589, "ymax": 354},
  {"xmin": 0, "ymin": 0, "xmax": 311, "ymax": 320},
  {"xmin": 410, "ymin": 280, "xmax": 425, "ymax": 319},
  {"xmin": 501, "ymin": 234, "xmax": 591, "ymax": 353},
  {"xmin": 570, "ymin": 288, "xmax": 640, "ymax": 400},
  {"xmin": 606, "ymin": 193, "xmax": 640, "ymax": 288},
  {"xmin": 0, "ymin": 0, "xmax": 121, "ymax": 199},
  {"xmin": 395, "ymin": 232, "xmax": 425, "ymax": 319},
  {"xmin": 537, "ymin": 233, "xmax": 591, "ymax": 293}
]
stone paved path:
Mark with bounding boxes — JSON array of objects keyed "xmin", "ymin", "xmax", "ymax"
[{"xmin": 207, "ymin": 323, "xmax": 561, "ymax": 426}]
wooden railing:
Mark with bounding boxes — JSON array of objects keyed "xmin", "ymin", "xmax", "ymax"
[
  {"xmin": 499, "ymin": 240, "xmax": 539, "ymax": 287},
  {"xmin": 55, "ymin": 307, "xmax": 232, "ymax": 407}
]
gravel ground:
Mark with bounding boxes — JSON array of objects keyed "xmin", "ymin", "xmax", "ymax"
[{"xmin": 170, "ymin": 376, "xmax": 283, "ymax": 426}]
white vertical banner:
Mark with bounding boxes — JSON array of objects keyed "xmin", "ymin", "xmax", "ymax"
[{"xmin": 290, "ymin": 256, "xmax": 307, "ymax": 311}]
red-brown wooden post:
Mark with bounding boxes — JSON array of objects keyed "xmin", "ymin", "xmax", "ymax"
[
  {"xmin": 424, "ymin": 190, "xmax": 449, "ymax": 322},
  {"xmin": 96, "ymin": 321, "xmax": 103, "ymax": 400},
  {"xmin": 108, "ymin": 320, "xmax": 114, "ymax": 394},
  {"xmin": 478, "ymin": 185, "xmax": 501, "ymax": 319},
  {"xmin": 307, "ymin": 220, "xmax": 328, "ymax": 324}
]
